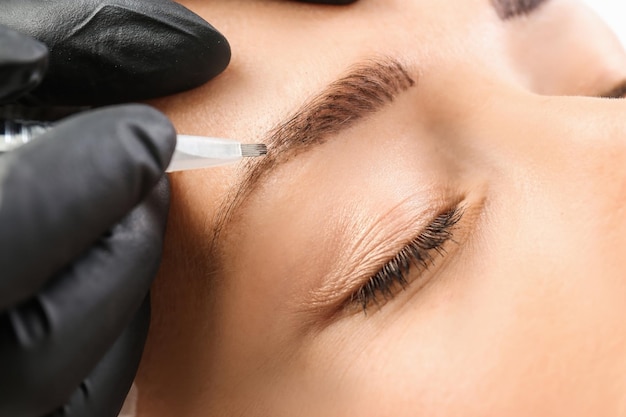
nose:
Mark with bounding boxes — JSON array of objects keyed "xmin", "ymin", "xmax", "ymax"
[
  {"xmin": 474, "ymin": 92, "xmax": 626, "ymax": 197},
  {"xmin": 446, "ymin": 86, "xmax": 626, "ymax": 256}
]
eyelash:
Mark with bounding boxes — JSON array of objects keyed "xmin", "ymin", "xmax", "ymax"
[{"xmin": 350, "ymin": 206, "xmax": 463, "ymax": 312}]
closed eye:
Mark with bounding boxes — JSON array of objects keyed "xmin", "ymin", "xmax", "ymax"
[{"xmin": 349, "ymin": 206, "xmax": 463, "ymax": 313}]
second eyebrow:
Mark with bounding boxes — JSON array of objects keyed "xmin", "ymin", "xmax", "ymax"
[{"xmin": 491, "ymin": 0, "xmax": 551, "ymax": 20}]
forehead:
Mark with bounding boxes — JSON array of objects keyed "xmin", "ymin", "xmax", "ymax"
[{"xmin": 157, "ymin": 0, "xmax": 500, "ymax": 143}]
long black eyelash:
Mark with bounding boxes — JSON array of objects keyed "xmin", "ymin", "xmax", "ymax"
[{"xmin": 350, "ymin": 206, "xmax": 463, "ymax": 312}]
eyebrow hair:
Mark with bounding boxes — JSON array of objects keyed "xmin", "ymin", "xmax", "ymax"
[
  {"xmin": 491, "ymin": 0, "xmax": 550, "ymax": 20},
  {"xmin": 210, "ymin": 58, "xmax": 416, "ymax": 247}
]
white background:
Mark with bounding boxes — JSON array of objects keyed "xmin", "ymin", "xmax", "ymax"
[{"xmin": 582, "ymin": 0, "xmax": 626, "ymax": 46}]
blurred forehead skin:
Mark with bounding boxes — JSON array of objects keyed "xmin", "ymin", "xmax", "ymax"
[{"xmin": 155, "ymin": 0, "xmax": 507, "ymax": 142}]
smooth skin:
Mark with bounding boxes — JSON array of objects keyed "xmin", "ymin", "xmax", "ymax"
[{"xmin": 138, "ymin": 0, "xmax": 626, "ymax": 415}]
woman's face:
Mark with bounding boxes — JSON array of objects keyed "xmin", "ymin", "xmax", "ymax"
[{"xmin": 137, "ymin": 1, "xmax": 626, "ymax": 415}]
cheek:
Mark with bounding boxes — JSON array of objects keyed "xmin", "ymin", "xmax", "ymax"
[{"xmin": 282, "ymin": 260, "xmax": 626, "ymax": 417}]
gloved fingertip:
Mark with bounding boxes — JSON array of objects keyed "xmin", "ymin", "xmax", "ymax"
[
  {"xmin": 57, "ymin": 104, "xmax": 176, "ymax": 175},
  {"xmin": 0, "ymin": 25, "xmax": 48, "ymax": 103},
  {"xmin": 117, "ymin": 104, "xmax": 178, "ymax": 174},
  {"xmin": 145, "ymin": 175, "xmax": 172, "ymax": 238}
]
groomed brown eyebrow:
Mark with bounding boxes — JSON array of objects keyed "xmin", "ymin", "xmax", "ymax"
[
  {"xmin": 211, "ymin": 58, "xmax": 416, "ymax": 246},
  {"xmin": 491, "ymin": 0, "xmax": 550, "ymax": 20}
]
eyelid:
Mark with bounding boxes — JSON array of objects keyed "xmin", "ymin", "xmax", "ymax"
[
  {"xmin": 303, "ymin": 201, "xmax": 447, "ymax": 315},
  {"xmin": 347, "ymin": 205, "xmax": 464, "ymax": 314},
  {"xmin": 304, "ymin": 195, "xmax": 469, "ymax": 320}
]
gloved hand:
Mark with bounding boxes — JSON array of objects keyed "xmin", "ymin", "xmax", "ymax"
[
  {"xmin": 1, "ymin": 0, "xmax": 231, "ymax": 106},
  {"xmin": 0, "ymin": 0, "xmax": 232, "ymax": 415},
  {"xmin": 0, "ymin": 99, "xmax": 175, "ymax": 417}
]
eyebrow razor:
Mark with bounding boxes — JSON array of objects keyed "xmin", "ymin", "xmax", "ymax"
[{"xmin": 0, "ymin": 119, "xmax": 268, "ymax": 172}]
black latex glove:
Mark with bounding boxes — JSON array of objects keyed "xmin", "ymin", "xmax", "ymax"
[
  {"xmin": 0, "ymin": 0, "xmax": 231, "ymax": 414},
  {"xmin": 0, "ymin": 25, "xmax": 179, "ymax": 417},
  {"xmin": 0, "ymin": 0, "xmax": 231, "ymax": 106},
  {"xmin": 0, "ymin": 104, "xmax": 175, "ymax": 417}
]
